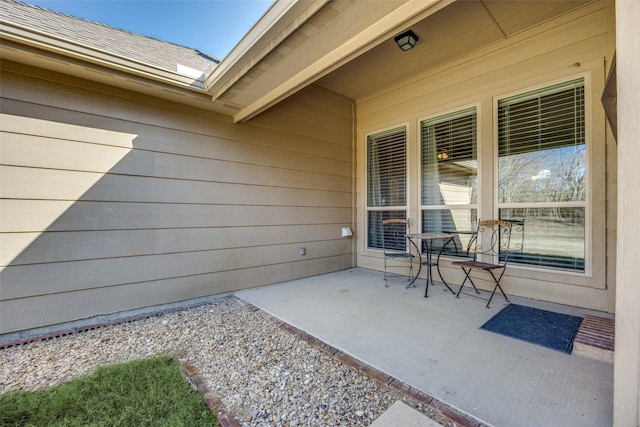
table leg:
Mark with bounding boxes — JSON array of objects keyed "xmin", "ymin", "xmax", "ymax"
[
  {"xmin": 405, "ymin": 237, "xmax": 422, "ymax": 288},
  {"xmin": 425, "ymin": 238, "xmax": 456, "ymax": 297},
  {"xmin": 424, "ymin": 242, "xmax": 433, "ymax": 297}
]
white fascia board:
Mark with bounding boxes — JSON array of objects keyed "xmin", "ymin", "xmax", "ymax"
[
  {"xmin": 0, "ymin": 21, "xmax": 210, "ymax": 92},
  {"xmin": 204, "ymin": 0, "xmax": 330, "ymax": 98}
]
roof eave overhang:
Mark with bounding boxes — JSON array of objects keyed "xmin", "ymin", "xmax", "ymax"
[
  {"xmin": 0, "ymin": 20, "xmax": 211, "ymax": 93},
  {"xmin": 204, "ymin": 0, "xmax": 330, "ymax": 98},
  {"xmin": 206, "ymin": 0, "xmax": 451, "ymax": 123}
]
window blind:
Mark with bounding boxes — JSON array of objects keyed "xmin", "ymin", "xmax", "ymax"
[
  {"xmin": 498, "ymin": 78, "xmax": 585, "ymax": 157},
  {"xmin": 421, "ymin": 107, "xmax": 477, "ymax": 206},
  {"xmin": 367, "ymin": 126, "xmax": 407, "ymax": 250},
  {"xmin": 367, "ymin": 126, "xmax": 407, "ymax": 207}
]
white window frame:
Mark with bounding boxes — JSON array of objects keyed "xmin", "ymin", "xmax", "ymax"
[
  {"xmin": 418, "ymin": 104, "xmax": 481, "ymax": 256},
  {"xmin": 493, "ymin": 74, "xmax": 591, "ymax": 276},
  {"xmin": 365, "ymin": 123, "xmax": 410, "ymax": 252}
]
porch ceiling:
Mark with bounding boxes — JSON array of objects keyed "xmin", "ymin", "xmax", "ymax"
[
  {"xmin": 215, "ymin": 0, "xmax": 593, "ymax": 122},
  {"xmin": 315, "ymin": 0, "xmax": 595, "ymax": 100}
]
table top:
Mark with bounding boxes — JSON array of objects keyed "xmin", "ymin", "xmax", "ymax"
[
  {"xmin": 405, "ymin": 233, "xmax": 455, "ymax": 240},
  {"xmin": 442, "ymin": 229, "xmax": 476, "ymax": 235}
]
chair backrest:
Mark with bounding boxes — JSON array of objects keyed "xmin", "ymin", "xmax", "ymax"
[
  {"xmin": 473, "ymin": 220, "xmax": 513, "ymax": 265},
  {"xmin": 501, "ymin": 218, "xmax": 524, "ymax": 253},
  {"xmin": 382, "ymin": 219, "xmax": 410, "ymax": 253}
]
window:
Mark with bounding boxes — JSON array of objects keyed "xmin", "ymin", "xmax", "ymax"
[
  {"xmin": 497, "ymin": 78, "xmax": 586, "ymax": 271},
  {"xmin": 367, "ymin": 126, "xmax": 407, "ymax": 249},
  {"xmin": 421, "ymin": 107, "xmax": 477, "ymax": 256}
]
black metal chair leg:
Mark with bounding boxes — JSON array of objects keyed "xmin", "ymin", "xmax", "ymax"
[
  {"xmin": 462, "ymin": 268, "xmax": 481, "ymax": 294},
  {"xmin": 455, "ymin": 272, "xmax": 469, "ymax": 298},
  {"xmin": 485, "ymin": 271, "xmax": 509, "ymax": 308},
  {"xmin": 456, "ymin": 268, "xmax": 479, "ymax": 298},
  {"xmin": 497, "ymin": 284, "xmax": 509, "ymax": 301}
]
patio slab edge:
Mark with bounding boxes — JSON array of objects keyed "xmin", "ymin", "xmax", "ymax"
[{"xmin": 231, "ymin": 295, "xmax": 490, "ymax": 427}]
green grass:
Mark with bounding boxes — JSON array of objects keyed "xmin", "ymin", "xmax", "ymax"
[{"xmin": 0, "ymin": 356, "xmax": 219, "ymax": 427}]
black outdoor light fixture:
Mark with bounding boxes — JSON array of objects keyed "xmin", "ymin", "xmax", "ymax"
[{"xmin": 394, "ymin": 29, "xmax": 419, "ymax": 51}]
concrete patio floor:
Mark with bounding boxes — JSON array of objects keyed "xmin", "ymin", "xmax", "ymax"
[{"xmin": 236, "ymin": 268, "xmax": 613, "ymax": 427}]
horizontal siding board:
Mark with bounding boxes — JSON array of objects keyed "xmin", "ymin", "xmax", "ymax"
[
  {"xmin": 1, "ymin": 224, "xmax": 346, "ymax": 266},
  {"xmin": 0, "ymin": 64, "xmax": 214, "ymax": 134},
  {"xmin": 152, "ymin": 224, "xmax": 346, "ymax": 253},
  {"xmin": 0, "ymin": 73, "xmax": 353, "ymax": 162},
  {"xmin": 252, "ymin": 88, "xmax": 354, "ymax": 146},
  {"xmin": 0, "ymin": 132, "xmax": 146, "ymax": 173},
  {"xmin": 1, "ymin": 257, "xmax": 147, "ymax": 299},
  {"xmin": 1, "ymin": 166, "xmax": 352, "ymax": 206},
  {"xmin": 1, "ymin": 230, "xmax": 155, "ymax": 266},
  {"xmin": 0, "ymin": 199, "xmax": 76, "ymax": 233},
  {"xmin": 137, "ymin": 130, "xmax": 351, "ymax": 176},
  {"xmin": 129, "ymin": 132, "xmax": 353, "ymax": 175},
  {"xmin": 0, "ymin": 102, "xmax": 352, "ymax": 176},
  {"xmin": 1, "ymin": 131, "xmax": 350, "ymax": 189},
  {"xmin": 0, "ymin": 255, "xmax": 353, "ymax": 333},
  {"xmin": 0, "ymin": 113, "xmax": 137, "ymax": 148},
  {"xmin": 1, "ymin": 240, "xmax": 352, "ymax": 299},
  {"xmin": 2, "ymin": 103, "xmax": 351, "ymax": 177},
  {"xmin": 1, "ymin": 200, "xmax": 351, "ymax": 232},
  {"xmin": 250, "ymin": 95, "xmax": 354, "ymax": 146},
  {"xmin": 1, "ymin": 166, "xmax": 104, "ymax": 201},
  {"xmin": 269, "ymin": 86, "xmax": 354, "ymax": 132},
  {"xmin": 151, "ymin": 152, "xmax": 351, "ymax": 190}
]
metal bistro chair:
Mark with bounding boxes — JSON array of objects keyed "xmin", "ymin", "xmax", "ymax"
[
  {"xmin": 502, "ymin": 218, "xmax": 525, "ymax": 253},
  {"xmin": 452, "ymin": 220, "xmax": 513, "ymax": 308},
  {"xmin": 382, "ymin": 218, "xmax": 415, "ymax": 286}
]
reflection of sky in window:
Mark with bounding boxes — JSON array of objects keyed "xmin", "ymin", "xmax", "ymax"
[
  {"xmin": 531, "ymin": 169, "xmax": 550, "ymax": 180},
  {"xmin": 499, "ymin": 144, "xmax": 586, "ymax": 203}
]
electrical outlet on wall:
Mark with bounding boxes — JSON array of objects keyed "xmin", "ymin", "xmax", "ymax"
[{"xmin": 300, "ymin": 247, "xmax": 306, "ymax": 256}]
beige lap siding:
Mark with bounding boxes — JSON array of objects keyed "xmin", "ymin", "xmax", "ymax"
[{"xmin": 0, "ymin": 64, "xmax": 354, "ymax": 334}]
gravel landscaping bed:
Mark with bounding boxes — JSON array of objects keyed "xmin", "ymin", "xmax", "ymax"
[{"xmin": 0, "ymin": 297, "xmax": 456, "ymax": 426}]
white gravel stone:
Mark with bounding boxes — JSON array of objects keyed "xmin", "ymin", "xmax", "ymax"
[{"xmin": 0, "ymin": 298, "xmax": 452, "ymax": 426}]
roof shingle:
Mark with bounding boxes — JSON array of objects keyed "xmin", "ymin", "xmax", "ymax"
[{"xmin": 1, "ymin": 0, "xmax": 220, "ymax": 74}]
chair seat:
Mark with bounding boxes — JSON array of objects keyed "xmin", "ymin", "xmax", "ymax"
[
  {"xmin": 452, "ymin": 260, "xmax": 502, "ymax": 271},
  {"xmin": 384, "ymin": 252, "xmax": 415, "ymax": 259}
]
